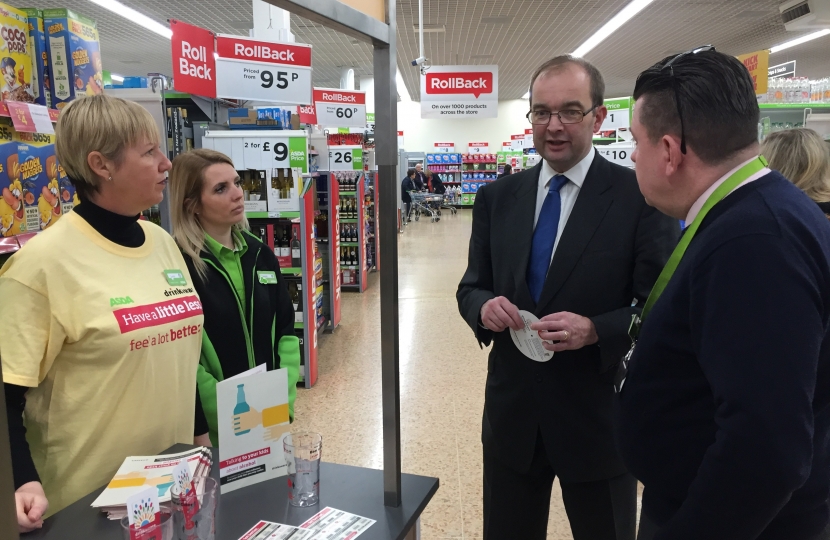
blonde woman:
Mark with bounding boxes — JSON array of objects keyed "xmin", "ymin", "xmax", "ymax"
[
  {"xmin": 169, "ymin": 149, "xmax": 300, "ymax": 447},
  {"xmin": 762, "ymin": 128, "xmax": 830, "ymax": 216},
  {"xmin": 0, "ymin": 95, "xmax": 203, "ymax": 530}
]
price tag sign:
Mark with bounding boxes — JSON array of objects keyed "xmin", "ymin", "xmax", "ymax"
[
  {"xmin": 215, "ymin": 35, "xmax": 312, "ymax": 104},
  {"xmin": 596, "ymin": 144, "xmax": 634, "ymax": 168},
  {"xmin": 242, "ymin": 136, "xmax": 308, "ymax": 171},
  {"xmin": 468, "ymin": 142, "xmax": 488, "ymax": 154},
  {"xmin": 600, "ymin": 97, "xmax": 631, "ymax": 133},
  {"xmin": 329, "ymin": 145, "xmax": 363, "ymax": 171},
  {"xmin": 313, "ymin": 88, "xmax": 366, "ymax": 128},
  {"xmin": 434, "ymin": 142, "xmax": 455, "ymax": 153}
]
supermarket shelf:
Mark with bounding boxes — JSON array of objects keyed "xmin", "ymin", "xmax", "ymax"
[
  {"xmin": 340, "ymin": 242, "xmax": 359, "ymax": 246},
  {"xmin": 759, "ymin": 103, "xmax": 830, "ymax": 109},
  {"xmin": 342, "ymin": 284, "xmax": 361, "ymax": 289},
  {"xmin": 339, "ymin": 218, "xmax": 358, "ymax": 223},
  {"xmin": 340, "ymin": 191, "xmax": 357, "ymax": 196},
  {"xmin": 463, "ymin": 161, "xmax": 498, "ymax": 164},
  {"xmin": 247, "ymin": 211, "xmax": 301, "ymax": 219},
  {"xmin": 281, "ymin": 267, "xmax": 302, "ymax": 275},
  {"xmin": 294, "ymin": 322, "xmax": 304, "ymax": 329}
]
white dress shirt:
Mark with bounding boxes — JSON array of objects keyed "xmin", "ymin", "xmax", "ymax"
[
  {"xmin": 684, "ymin": 155, "xmax": 770, "ymax": 224},
  {"xmin": 534, "ymin": 147, "xmax": 596, "ymax": 261}
]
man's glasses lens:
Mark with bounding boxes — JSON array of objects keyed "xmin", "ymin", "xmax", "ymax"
[{"xmin": 528, "ymin": 110, "xmax": 589, "ymax": 125}]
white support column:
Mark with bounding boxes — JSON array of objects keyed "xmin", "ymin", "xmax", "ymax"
[
  {"xmin": 360, "ymin": 77, "xmax": 375, "ymax": 113},
  {"xmin": 251, "ymin": 0, "xmax": 295, "ymax": 43},
  {"xmin": 340, "ymin": 67, "xmax": 355, "ymax": 90}
]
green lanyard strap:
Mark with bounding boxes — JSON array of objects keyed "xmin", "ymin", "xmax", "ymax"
[{"xmin": 638, "ymin": 156, "xmax": 768, "ymax": 325}]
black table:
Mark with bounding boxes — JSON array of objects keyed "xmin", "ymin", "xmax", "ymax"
[{"xmin": 26, "ymin": 445, "xmax": 439, "ymax": 540}]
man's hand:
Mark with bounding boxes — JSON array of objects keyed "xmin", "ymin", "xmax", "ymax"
[
  {"xmin": 530, "ymin": 312, "xmax": 598, "ymax": 352},
  {"xmin": 16, "ymin": 481, "xmax": 48, "ymax": 532},
  {"xmin": 480, "ymin": 297, "xmax": 524, "ymax": 332}
]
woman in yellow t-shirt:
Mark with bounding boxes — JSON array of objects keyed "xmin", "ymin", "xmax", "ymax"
[{"xmin": 0, "ymin": 95, "xmax": 204, "ymax": 531}]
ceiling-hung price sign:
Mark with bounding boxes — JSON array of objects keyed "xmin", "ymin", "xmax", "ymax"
[
  {"xmin": 298, "ymin": 104, "xmax": 317, "ymax": 124},
  {"xmin": 313, "ymin": 88, "xmax": 367, "ymax": 128},
  {"xmin": 510, "ymin": 134, "xmax": 524, "ymax": 151},
  {"xmin": 596, "ymin": 144, "xmax": 634, "ymax": 168},
  {"xmin": 329, "ymin": 145, "xmax": 363, "ymax": 171},
  {"xmin": 215, "ymin": 35, "xmax": 312, "ymax": 104},
  {"xmin": 468, "ymin": 142, "xmax": 488, "ymax": 154},
  {"xmin": 434, "ymin": 142, "xmax": 455, "ymax": 153},
  {"xmin": 170, "ymin": 19, "xmax": 217, "ymax": 98},
  {"xmin": 737, "ymin": 49, "xmax": 769, "ymax": 96},
  {"xmin": 597, "ymin": 96, "xmax": 631, "ymax": 140},
  {"xmin": 420, "ymin": 65, "xmax": 498, "ymax": 119}
]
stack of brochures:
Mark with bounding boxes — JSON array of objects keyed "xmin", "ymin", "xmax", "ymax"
[{"xmin": 91, "ymin": 446, "xmax": 213, "ymax": 519}]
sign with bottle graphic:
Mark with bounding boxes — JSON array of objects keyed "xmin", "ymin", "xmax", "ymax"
[{"xmin": 216, "ymin": 368, "xmax": 290, "ymax": 494}]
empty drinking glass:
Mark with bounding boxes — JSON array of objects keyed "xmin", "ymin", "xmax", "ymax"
[{"xmin": 284, "ymin": 431, "xmax": 323, "ymax": 507}]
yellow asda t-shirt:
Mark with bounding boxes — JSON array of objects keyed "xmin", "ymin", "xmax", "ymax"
[{"xmin": 0, "ymin": 211, "xmax": 204, "ymax": 515}]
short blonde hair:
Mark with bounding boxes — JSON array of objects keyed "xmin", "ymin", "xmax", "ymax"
[
  {"xmin": 169, "ymin": 149, "xmax": 248, "ymax": 280},
  {"xmin": 761, "ymin": 128, "xmax": 830, "ymax": 203},
  {"xmin": 55, "ymin": 94, "xmax": 159, "ymax": 200}
]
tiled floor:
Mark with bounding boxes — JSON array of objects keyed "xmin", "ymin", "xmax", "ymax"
[{"xmin": 290, "ymin": 210, "xmax": 577, "ymax": 539}]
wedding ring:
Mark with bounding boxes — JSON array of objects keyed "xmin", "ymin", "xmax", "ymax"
[{"xmin": 561, "ymin": 330, "xmax": 570, "ymax": 341}]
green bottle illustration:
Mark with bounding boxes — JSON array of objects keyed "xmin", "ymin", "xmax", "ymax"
[{"xmin": 234, "ymin": 384, "xmax": 251, "ymax": 436}]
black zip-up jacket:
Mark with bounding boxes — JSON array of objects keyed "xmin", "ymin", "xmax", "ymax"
[{"xmin": 184, "ymin": 229, "xmax": 300, "ymax": 445}]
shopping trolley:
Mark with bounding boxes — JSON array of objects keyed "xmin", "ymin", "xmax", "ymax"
[
  {"xmin": 440, "ymin": 193, "xmax": 458, "ymax": 215},
  {"xmin": 410, "ymin": 191, "xmax": 443, "ymax": 222}
]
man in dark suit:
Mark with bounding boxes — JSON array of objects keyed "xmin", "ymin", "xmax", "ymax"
[
  {"xmin": 414, "ymin": 163, "xmax": 427, "ymax": 190},
  {"xmin": 457, "ymin": 55, "xmax": 679, "ymax": 540}
]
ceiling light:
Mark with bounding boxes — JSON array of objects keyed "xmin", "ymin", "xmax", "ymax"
[
  {"xmin": 110, "ymin": 73, "xmax": 124, "ymax": 82},
  {"xmin": 85, "ymin": 0, "xmax": 172, "ymax": 39},
  {"xmin": 770, "ymin": 29, "xmax": 830, "ymax": 53},
  {"xmin": 396, "ymin": 69, "xmax": 411, "ymax": 102},
  {"xmin": 572, "ymin": 0, "xmax": 656, "ymax": 57},
  {"xmin": 522, "ymin": 89, "xmax": 530, "ymax": 99}
]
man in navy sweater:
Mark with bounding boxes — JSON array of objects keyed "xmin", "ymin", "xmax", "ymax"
[{"xmin": 617, "ymin": 48, "xmax": 830, "ymax": 540}]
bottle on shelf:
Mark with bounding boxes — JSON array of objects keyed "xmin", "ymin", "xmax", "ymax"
[
  {"xmin": 281, "ymin": 226, "xmax": 291, "ymax": 261},
  {"xmin": 350, "ymin": 247, "xmax": 357, "ymax": 266},
  {"xmin": 291, "ymin": 228, "xmax": 302, "ymax": 268}
]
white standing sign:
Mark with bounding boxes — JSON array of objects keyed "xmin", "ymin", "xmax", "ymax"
[
  {"xmin": 216, "ymin": 369, "xmax": 291, "ymax": 494},
  {"xmin": 313, "ymin": 88, "xmax": 367, "ymax": 128},
  {"xmin": 215, "ymin": 35, "xmax": 312, "ymax": 104},
  {"xmin": 420, "ymin": 65, "xmax": 499, "ymax": 119}
]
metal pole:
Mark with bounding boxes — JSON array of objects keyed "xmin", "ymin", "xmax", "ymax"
[
  {"xmin": 0, "ymin": 363, "xmax": 21, "ymax": 540},
  {"xmin": 373, "ymin": 1, "xmax": 402, "ymax": 507}
]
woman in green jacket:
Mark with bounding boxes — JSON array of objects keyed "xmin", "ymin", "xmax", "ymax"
[{"xmin": 169, "ymin": 149, "xmax": 300, "ymax": 446}]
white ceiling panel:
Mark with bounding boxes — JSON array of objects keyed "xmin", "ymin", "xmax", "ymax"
[{"xmin": 7, "ymin": 0, "xmax": 830, "ymax": 101}]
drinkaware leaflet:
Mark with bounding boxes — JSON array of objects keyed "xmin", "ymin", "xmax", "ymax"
[{"xmin": 216, "ymin": 368, "xmax": 290, "ymax": 494}]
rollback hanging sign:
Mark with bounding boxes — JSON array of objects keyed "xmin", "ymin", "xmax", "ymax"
[{"xmin": 420, "ymin": 65, "xmax": 498, "ymax": 119}]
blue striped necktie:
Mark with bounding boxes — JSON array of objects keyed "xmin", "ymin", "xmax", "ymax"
[{"xmin": 527, "ymin": 175, "xmax": 569, "ymax": 302}]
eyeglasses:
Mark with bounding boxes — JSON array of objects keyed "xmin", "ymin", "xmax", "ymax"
[
  {"xmin": 526, "ymin": 106, "xmax": 597, "ymax": 125},
  {"xmin": 661, "ymin": 45, "xmax": 715, "ymax": 154}
]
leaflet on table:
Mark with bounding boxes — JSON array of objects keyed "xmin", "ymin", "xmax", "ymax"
[
  {"xmin": 91, "ymin": 447, "xmax": 212, "ymax": 509},
  {"xmin": 216, "ymin": 368, "xmax": 290, "ymax": 494},
  {"xmin": 237, "ymin": 521, "xmax": 317, "ymax": 540},
  {"xmin": 299, "ymin": 507, "xmax": 376, "ymax": 539}
]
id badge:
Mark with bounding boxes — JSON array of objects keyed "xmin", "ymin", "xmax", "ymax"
[{"xmin": 614, "ymin": 342, "xmax": 635, "ymax": 394}]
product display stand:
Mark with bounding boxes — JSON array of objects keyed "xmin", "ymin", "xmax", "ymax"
[
  {"xmin": 329, "ymin": 144, "xmax": 370, "ymax": 293},
  {"xmin": 459, "ymin": 154, "xmax": 498, "ymax": 207},
  {"xmin": 247, "ymin": 186, "xmax": 318, "ymax": 388},
  {"xmin": 314, "ymin": 172, "xmax": 342, "ymax": 332},
  {"xmin": 366, "ymin": 170, "xmax": 378, "ymax": 272}
]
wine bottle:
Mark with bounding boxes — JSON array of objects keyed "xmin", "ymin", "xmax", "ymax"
[
  {"xmin": 291, "ymin": 228, "xmax": 301, "ymax": 268},
  {"xmin": 281, "ymin": 227, "xmax": 291, "ymax": 260}
]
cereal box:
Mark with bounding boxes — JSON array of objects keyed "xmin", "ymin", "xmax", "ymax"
[
  {"xmin": 56, "ymin": 155, "xmax": 75, "ymax": 214},
  {"xmin": 21, "ymin": 8, "xmax": 49, "ymax": 107},
  {"xmin": 18, "ymin": 132, "xmax": 59, "ymax": 231},
  {"xmin": 0, "ymin": 120, "xmax": 22, "ymax": 236},
  {"xmin": 0, "ymin": 3, "xmax": 36, "ymax": 103},
  {"xmin": 43, "ymin": 8, "xmax": 102, "ymax": 110}
]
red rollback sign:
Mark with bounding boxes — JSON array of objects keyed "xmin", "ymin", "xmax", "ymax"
[
  {"xmin": 424, "ymin": 71, "xmax": 494, "ymax": 98},
  {"xmin": 298, "ymin": 104, "xmax": 317, "ymax": 124},
  {"xmin": 216, "ymin": 36, "xmax": 312, "ymax": 68},
  {"xmin": 170, "ymin": 19, "xmax": 216, "ymax": 98}
]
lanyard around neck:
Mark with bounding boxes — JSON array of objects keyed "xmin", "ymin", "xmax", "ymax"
[{"xmin": 638, "ymin": 156, "xmax": 767, "ymax": 327}]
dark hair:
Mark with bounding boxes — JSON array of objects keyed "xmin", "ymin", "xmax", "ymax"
[
  {"xmin": 406, "ymin": 168, "xmax": 415, "ymax": 177},
  {"xmin": 503, "ymin": 164, "xmax": 512, "ymax": 174},
  {"xmin": 633, "ymin": 50, "xmax": 760, "ymax": 164},
  {"xmin": 529, "ymin": 55, "xmax": 605, "ymax": 108}
]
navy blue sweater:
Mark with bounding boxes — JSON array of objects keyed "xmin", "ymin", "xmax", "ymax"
[{"xmin": 617, "ymin": 172, "xmax": 830, "ymax": 540}]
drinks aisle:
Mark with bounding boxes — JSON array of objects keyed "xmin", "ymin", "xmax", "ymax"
[{"xmin": 289, "ymin": 211, "xmax": 575, "ymax": 540}]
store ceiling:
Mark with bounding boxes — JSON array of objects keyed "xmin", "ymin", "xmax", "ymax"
[{"xmin": 13, "ymin": 0, "xmax": 830, "ymax": 101}]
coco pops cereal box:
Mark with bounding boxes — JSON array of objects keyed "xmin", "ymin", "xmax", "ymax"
[
  {"xmin": 18, "ymin": 132, "xmax": 59, "ymax": 231},
  {"xmin": 43, "ymin": 8, "xmax": 102, "ymax": 110},
  {"xmin": 0, "ymin": 2, "xmax": 36, "ymax": 103},
  {"xmin": 21, "ymin": 8, "xmax": 49, "ymax": 107},
  {"xmin": 0, "ymin": 120, "xmax": 22, "ymax": 237}
]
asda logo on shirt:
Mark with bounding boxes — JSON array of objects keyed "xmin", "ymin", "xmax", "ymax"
[{"xmin": 110, "ymin": 296, "xmax": 134, "ymax": 307}]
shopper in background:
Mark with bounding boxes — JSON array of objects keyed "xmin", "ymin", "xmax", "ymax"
[
  {"xmin": 761, "ymin": 128, "xmax": 830, "ymax": 217},
  {"xmin": 414, "ymin": 163, "xmax": 427, "ymax": 190},
  {"xmin": 428, "ymin": 169, "xmax": 446, "ymax": 195},
  {"xmin": 402, "ymin": 168, "xmax": 416, "ymax": 221},
  {"xmin": 498, "ymin": 163, "xmax": 512, "ymax": 179},
  {"xmin": 457, "ymin": 55, "xmax": 679, "ymax": 540},
  {"xmin": 169, "ymin": 149, "xmax": 301, "ymax": 447},
  {"xmin": 618, "ymin": 48, "xmax": 830, "ymax": 540},
  {"xmin": 0, "ymin": 94, "xmax": 203, "ymax": 530}
]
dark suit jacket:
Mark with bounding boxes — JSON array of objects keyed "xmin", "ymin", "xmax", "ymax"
[
  {"xmin": 457, "ymin": 153, "xmax": 679, "ymax": 482},
  {"xmin": 401, "ymin": 177, "xmax": 415, "ymax": 203},
  {"xmin": 414, "ymin": 171, "xmax": 427, "ymax": 191}
]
